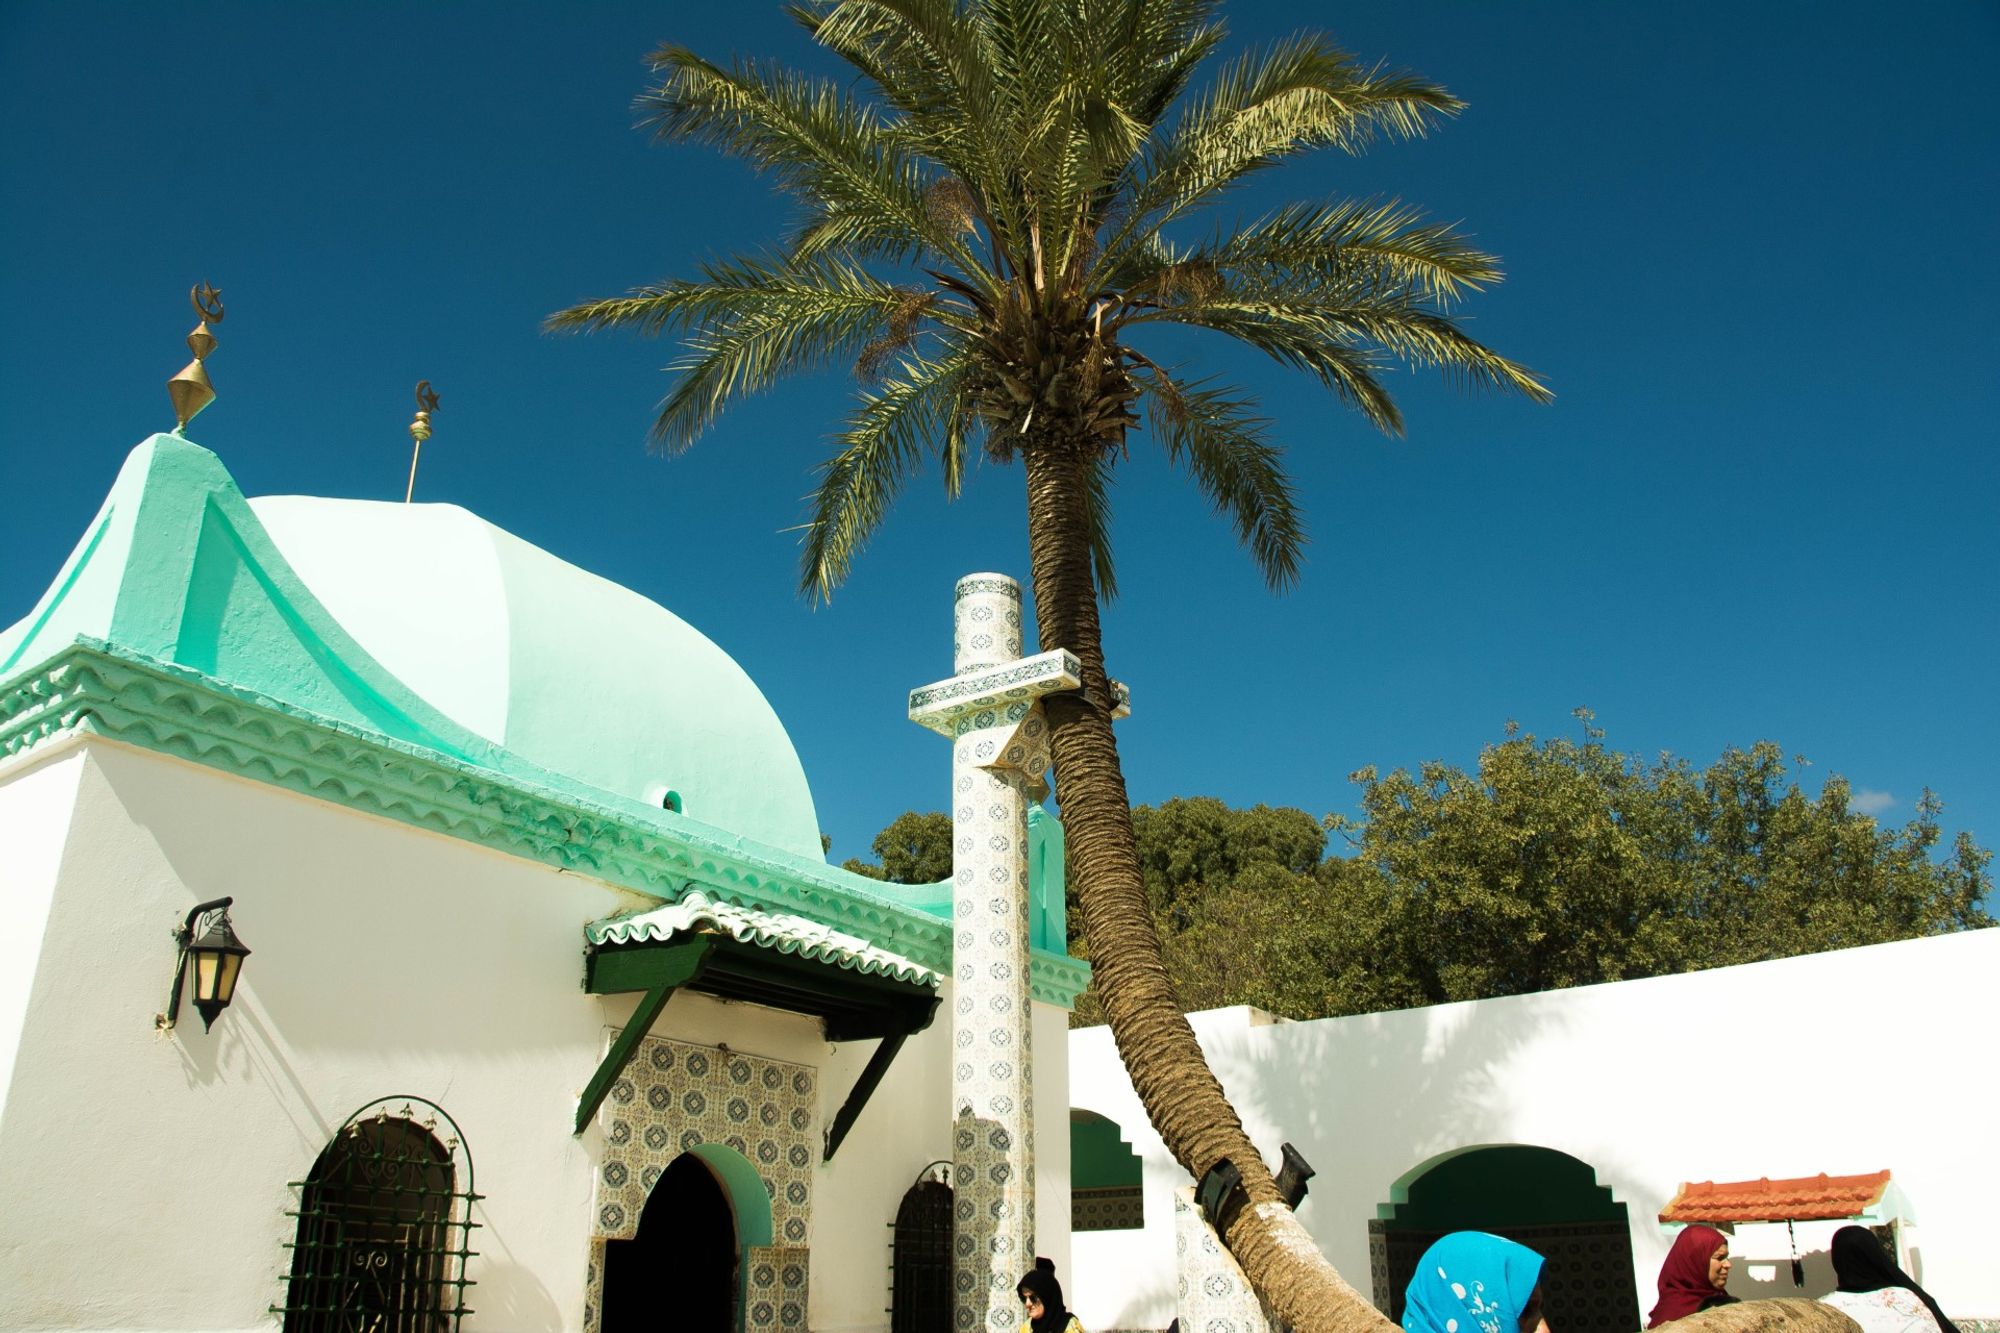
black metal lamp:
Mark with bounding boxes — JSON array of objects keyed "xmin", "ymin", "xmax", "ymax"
[{"xmin": 156, "ymin": 897, "xmax": 251, "ymax": 1032}]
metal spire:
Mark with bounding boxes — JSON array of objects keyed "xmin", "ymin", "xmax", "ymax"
[
  {"xmin": 404, "ymin": 380, "xmax": 439, "ymax": 503},
  {"xmin": 166, "ymin": 284, "xmax": 225, "ymax": 432}
]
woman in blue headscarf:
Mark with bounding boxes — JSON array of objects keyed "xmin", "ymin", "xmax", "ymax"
[{"xmin": 1403, "ymin": 1232, "xmax": 1549, "ymax": 1333}]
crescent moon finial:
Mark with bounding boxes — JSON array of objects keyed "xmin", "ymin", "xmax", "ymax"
[{"xmin": 191, "ymin": 283, "xmax": 225, "ymax": 323}]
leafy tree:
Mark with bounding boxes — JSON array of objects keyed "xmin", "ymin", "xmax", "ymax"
[
  {"xmin": 1339, "ymin": 718, "xmax": 1993, "ymax": 1010},
  {"xmin": 843, "ymin": 809, "xmax": 954, "ymax": 883},
  {"xmin": 1066, "ymin": 797, "xmax": 1333, "ymax": 1023},
  {"xmin": 549, "ymin": 3, "xmax": 1550, "ymax": 1324},
  {"xmin": 890, "ymin": 724, "xmax": 1989, "ymax": 1025}
]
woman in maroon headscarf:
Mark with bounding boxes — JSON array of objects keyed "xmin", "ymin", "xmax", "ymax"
[{"xmin": 1647, "ymin": 1226, "xmax": 1738, "ymax": 1327}]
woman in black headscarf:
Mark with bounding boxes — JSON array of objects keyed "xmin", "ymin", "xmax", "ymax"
[
  {"xmin": 1017, "ymin": 1257, "xmax": 1085, "ymax": 1333},
  {"xmin": 1819, "ymin": 1226, "xmax": 1956, "ymax": 1333}
]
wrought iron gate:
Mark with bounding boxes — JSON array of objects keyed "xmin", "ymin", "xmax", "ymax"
[
  {"xmin": 891, "ymin": 1162, "xmax": 953, "ymax": 1333},
  {"xmin": 276, "ymin": 1096, "xmax": 481, "ymax": 1332}
]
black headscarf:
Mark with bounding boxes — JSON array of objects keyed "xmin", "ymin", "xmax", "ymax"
[
  {"xmin": 1017, "ymin": 1257, "xmax": 1070, "ymax": 1333},
  {"xmin": 1831, "ymin": 1226, "xmax": 1957, "ymax": 1333}
]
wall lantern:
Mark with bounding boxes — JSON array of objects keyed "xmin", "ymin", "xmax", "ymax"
[{"xmin": 156, "ymin": 896, "xmax": 251, "ymax": 1032}]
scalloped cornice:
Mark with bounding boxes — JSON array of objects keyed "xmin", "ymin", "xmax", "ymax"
[{"xmin": 0, "ymin": 640, "xmax": 1093, "ymax": 1007}]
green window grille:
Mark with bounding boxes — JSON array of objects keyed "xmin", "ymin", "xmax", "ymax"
[{"xmin": 275, "ymin": 1096, "xmax": 481, "ymax": 1331}]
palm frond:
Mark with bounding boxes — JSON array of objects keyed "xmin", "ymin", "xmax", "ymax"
[
  {"xmin": 1128, "ymin": 294, "xmax": 1405, "ymax": 432},
  {"xmin": 1195, "ymin": 198, "xmax": 1506, "ymax": 306},
  {"xmin": 550, "ymin": 255, "xmax": 937, "ymax": 450},
  {"xmin": 792, "ymin": 0, "xmax": 979, "ymax": 118},
  {"xmin": 1123, "ymin": 261, "xmax": 1552, "ymax": 415},
  {"xmin": 794, "ymin": 0, "xmax": 1007, "ymax": 198},
  {"xmin": 639, "ymin": 46, "xmax": 976, "ymax": 270},
  {"xmin": 1095, "ymin": 35, "xmax": 1461, "ymax": 277},
  {"xmin": 800, "ymin": 348, "xmax": 973, "ymax": 601},
  {"xmin": 1131, "ymin": 362, "xmax": 1304, "ymax": 589}
]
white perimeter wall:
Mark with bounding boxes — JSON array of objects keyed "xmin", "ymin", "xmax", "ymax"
[
  {"xmin": 0, "ymin": 738, "xmax": 1072, "ymax": 1333},
  {"xmin": 1069, "ymin": 928, "xmax": 2000, "ymax": 1331}
]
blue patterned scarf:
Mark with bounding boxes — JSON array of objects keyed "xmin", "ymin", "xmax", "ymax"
[{"xmin": 1403, "ymin": 1232, "xmax": 1545, "ymax": 1333}]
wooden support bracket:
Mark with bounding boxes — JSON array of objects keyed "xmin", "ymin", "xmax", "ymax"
[
  {"xmin": 574, "ymin": 936, "xmax": 715, "ymax": 1135},
  {"xmin": 822, "ymin": 1030, "xmax": 911, "ymax": 1162}
]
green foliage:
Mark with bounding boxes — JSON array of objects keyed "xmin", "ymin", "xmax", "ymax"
[
  {"xmin": 842, "ymin": 809, "xmax": 954, "ymax": 883},
  {"xmin": 549, "ymin": 0, "xmax": 1548, "ymax": 603},
  {"xmin": 1340, "ymin": 719, "xmax": 1994, "ymax": 1013},
  {"xmin": 855, "ymin": 726, "xmax": 1994, "ymax": 1025}
]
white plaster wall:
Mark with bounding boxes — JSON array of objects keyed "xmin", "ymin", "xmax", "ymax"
[
  {"xmin": 731, "ymin": 992, "xmax": 1070, "ymax": 1332},
  {"xmin": 1070, "ymin": 931, "xmax": 2000, "ymax": 1330},
  {"xmin": 1031, "ymin": 998, "xmax": 1074, "ymax": 1289},
  {"xmin": 0, "ymin": 738, "xmax": 1079, "ymax": 1333},
  {"xmin": 0, "ymin": 740, "xmax": 640, "ymax": 1332},
  {"xmin": 0, "ymin": 741, "xmax": 84, "ymax": 1125}
]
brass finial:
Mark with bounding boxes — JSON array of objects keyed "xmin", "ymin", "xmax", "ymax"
[
  {"xmin": 167, "ymin": 284, "xmax": 225, "ymax": 432},
  {"xmin": 404, "ymin": 380, "xmax": 440, "ymax": 503}
]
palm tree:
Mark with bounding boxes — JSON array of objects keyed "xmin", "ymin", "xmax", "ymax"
[{"xmin": 552, "ymin": 3, "xmax": 1552, "ymax": 1328}]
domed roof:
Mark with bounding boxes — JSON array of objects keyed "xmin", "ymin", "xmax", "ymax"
[{"xmin": 250, "ymin": 495, "xmax": 824, "ymax": 861}]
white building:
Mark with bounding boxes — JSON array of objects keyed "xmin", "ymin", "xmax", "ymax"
[
  {"xmin": 1068, "ymin": 928, "xmax": 2000, "ymax": 1333},
  {"xmin": 0, "ymin": 434, "xmax": 1086, "ymax": 1333},
  {"xmin": 9, "ymin": 432, "xmax": 1994, "ymax": 1333}
]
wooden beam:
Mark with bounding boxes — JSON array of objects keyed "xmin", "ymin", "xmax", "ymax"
[
  {"xmin": 822, "ymin": 1030, "xmax": 910, "ymax": 1162},
  {"xmin": 574, "ymin": 936, "xmax": 715, "ymax": 1135}
]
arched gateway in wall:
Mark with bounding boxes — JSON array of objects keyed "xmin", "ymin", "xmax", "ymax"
[{"xmin": 1370, "ymin": 1145, "xmax": 1640, "ymax": 1333}]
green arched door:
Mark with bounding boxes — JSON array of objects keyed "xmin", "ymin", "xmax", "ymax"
[{"xmin": 1370, "ymin": 1145, "xmax": 1639, "ymax": 1333}]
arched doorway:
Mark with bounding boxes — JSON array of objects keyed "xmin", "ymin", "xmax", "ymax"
[
  {"xmin": 891, "ymin": 1161, "xmax": 953, "ymax": 1333},
  {"xmin": 1369, "ymin": 1145, "xmax": 1639, "ymax": 1333},
  {"xmin": 603, "ymin": 1153, "xmax": 738, "ymax": 1331}
]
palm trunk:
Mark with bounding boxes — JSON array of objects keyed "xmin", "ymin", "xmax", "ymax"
[
  {"xmin": 1022, "ymin": 439, "xmax": 1390, "ymax": 1333},
  {"xmin": 1672, "ymin": 1302, "xmax": 1860, "ymax": 1333},
  {"xmin": 1022, "ymin": 443, "xmax": 1850, "ymax": 1333}
]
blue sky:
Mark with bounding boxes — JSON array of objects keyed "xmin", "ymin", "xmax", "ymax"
[{"xmin": 3, "ymin": 2, "xmax": 1995, "ymax": 870}]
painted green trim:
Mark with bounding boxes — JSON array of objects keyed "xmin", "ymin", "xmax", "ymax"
[
  {"xmin": 1376, "ymin": 1145, "xmax": 1630, "ymax": 1228},
  {"xmin": 1029, "ymin": 949, "xmax": 1092, "ymax": 1007},
  {"xmin": 1027, "ymin": 803, "xmax": 1067, "ymax": 954},
  {"xmin": 1070, "ymin": 1109, "xmax": 1144, "ymax": 1190},
  {"xmin": 1, "ymin": 638, "xmax": 1094, "ymax": 1007},
  {"xmin": 689, "ymin": 1140, "xmax": 777, "ymax": 1327},
  {"xmin": 586, "ymin": 943, "xmax": 711, "ymax": 996},
  {"xmin": 575, "ymin": 937, "xmax": 713, "ymax": 1134},
  {"xmin": 3, "ymin": 433, "xmax": 1095, "ymax": 1004},
  {"xmin": 2, "ymin": 435, "xmax": 494, "ymax": 764},
  {"xmin": 688, "ymin": 1143, "xmax": 775, "ymax": 1248}
]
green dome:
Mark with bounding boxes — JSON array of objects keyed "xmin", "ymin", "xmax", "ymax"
[{"xmin": 251, "ymin": 495, "xmax": 825, "ymax": 860}]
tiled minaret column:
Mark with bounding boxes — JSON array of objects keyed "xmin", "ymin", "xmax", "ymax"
[{"xmin": 909, "ymin": 574, "xmax": 1079, "ymax": 1333}]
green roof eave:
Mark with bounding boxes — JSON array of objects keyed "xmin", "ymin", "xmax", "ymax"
[
  {"xmin": 0, "ymin": 638, "xmax": 1093, "ymax": 1005},
  {"xmin": 0, "ymin": 639, "xmax": 946, "ymax": 971}
]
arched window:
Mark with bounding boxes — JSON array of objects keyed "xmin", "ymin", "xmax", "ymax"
[{"xmin": 277, "ymin": 1098, "xmax": 480, "ymax": 1332}]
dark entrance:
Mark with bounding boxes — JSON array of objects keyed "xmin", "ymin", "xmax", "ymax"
[
  {"xmin": 1369, "ymin": 1145, "xmax": 1640, "ymax": 1333},
  {"xmin": 603, "ymin": 1153, "xmax": 739, "ymax": 1331},
  {"xmin": 891, "ymin": 1163, "xmax": 953, "ymax": 1333}
]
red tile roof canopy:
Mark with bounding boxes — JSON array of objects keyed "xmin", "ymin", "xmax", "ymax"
[{"xmin": 1659, "ymin": 1171, "xmax": 1892, "ymax": 1224}]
